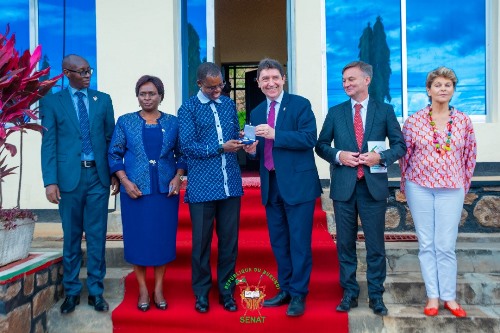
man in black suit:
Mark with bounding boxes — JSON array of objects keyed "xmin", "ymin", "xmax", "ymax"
[
  {"xmin": 244, "ymin": 58, "xmax": 322, "ymax": 317},
  {"xmin": 315, "ymin": 61, "xmax": 405, "ymax": 316}
]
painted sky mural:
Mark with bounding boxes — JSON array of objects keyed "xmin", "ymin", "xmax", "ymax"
[{"xmin": 326, "ymin": 0, "xmax": 486, "ymax": 117}]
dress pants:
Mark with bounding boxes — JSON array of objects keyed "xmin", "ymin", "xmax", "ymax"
[
  {"xmin": 266, "ymin": 171, "xmax": 315, "ymax": 297},
  {"xmin": 59, "ymin": 166, "xmax": 109, "ymax": 296},
  {"xmin": 405, "ymin": 180, "xmax": 464, "ymax": 301},
  {"xmin": 333, "ymin": 179, "xmax": 387, "ymax": 299},
  {"xmin": 189, "ymin": 196, "xmax": 241, "ymax": 297}
]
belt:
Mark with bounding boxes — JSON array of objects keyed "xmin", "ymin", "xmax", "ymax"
[{"xmin": 81, "ymin": 160, "xmax": 96, "ymax": 168}]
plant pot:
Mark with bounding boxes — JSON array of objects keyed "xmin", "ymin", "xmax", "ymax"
[{"xmin": 0, "ymin": 218, "xmax": 35, "ymax": 266}]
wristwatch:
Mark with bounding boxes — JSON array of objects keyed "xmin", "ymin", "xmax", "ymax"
[
  {"xmin": 177, "ymin": 174, "xmax": 185, "ymax": 181},
  {"xmin": 379, "ymin": 151, "xmax": 387, "ymax": 166},
  {"xmin": 217, "ymin": 144, "xmax": 224, "ymax": 154}
]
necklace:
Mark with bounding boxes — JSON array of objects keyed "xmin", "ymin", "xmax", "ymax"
[{"xmin": 428, "ymin": 106, "xmax": 453, "ymax": 155}]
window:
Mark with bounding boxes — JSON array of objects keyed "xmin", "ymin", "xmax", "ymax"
[{"xmin": 325, "ymin": 0, "xmax": 487, "ymax": 120}]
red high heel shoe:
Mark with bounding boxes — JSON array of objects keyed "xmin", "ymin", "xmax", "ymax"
[{"xmin": 444, "ymin": 302, "xmax": 466, "ymax": 317}]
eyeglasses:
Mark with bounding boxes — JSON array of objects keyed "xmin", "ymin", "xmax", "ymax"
[
  {"xmin": 202, "ymin": 82, "xmax": 226, "ymax": 92},
  {"xmin": 65, "ymin": 68, "xmax": 94, "ymax": 77}
]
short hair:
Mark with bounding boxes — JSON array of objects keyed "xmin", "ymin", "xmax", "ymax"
[
  {"xmin": 62, "ymin": 54, "xmax": 87, "ymax": 68},
  {"xmin": 342, "ymin": 61, "xmax": 373, "ymax": 78},
  {"xmin": 257, "ymin": 58, "xmax": 285, "ymax": 79},
  {"xmin": 135, "ymin": 75, "xmax": 165, "ymax": 101},
  {"xmin": 197, "ymin": 62, "xmax": 222, "ymax": 82},
  {"xmin": 426, "ymin": 67, "xmax": 458, "ymax": 89}
]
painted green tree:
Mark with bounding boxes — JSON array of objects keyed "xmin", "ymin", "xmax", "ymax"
[
  {"xmin": 358, "ymin": 16, "xmax": 391, "ymax": 103},
  {"xmin": 188, "ymin": 23, "xmax": 202, "ymax": 97}
]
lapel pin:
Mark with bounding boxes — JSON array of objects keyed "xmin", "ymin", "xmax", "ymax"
[
  {"xmin": 93, "ymin": 96, "xmax": 98, "ymax": 101},
  {"xmin": 283, "ymin": 107, "xmax": 286, "ymax": 112}
]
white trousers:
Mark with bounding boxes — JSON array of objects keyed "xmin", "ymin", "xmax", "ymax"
[{"xmin": 405, "ymin": 180, "xmax": 465, "ymax": 301}]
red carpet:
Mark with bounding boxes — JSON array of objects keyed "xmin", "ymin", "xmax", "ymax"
[{"xmin": 112, "ymin": 187, "xmax": 348, "ymax": 332}]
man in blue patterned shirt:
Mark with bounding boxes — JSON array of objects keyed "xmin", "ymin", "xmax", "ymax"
[{"xmin": 178, "ymin": 62, "xmax": 244, "ymax": 314}]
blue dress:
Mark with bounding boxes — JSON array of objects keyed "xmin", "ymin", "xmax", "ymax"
[{"xmin": 120, "ymin": 123, "xmax": 178, "ymax": 266}]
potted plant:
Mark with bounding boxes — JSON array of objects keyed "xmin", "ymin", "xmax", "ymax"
[{"xmin": 0, "ymin": 25, "xmax": 62, "ymax": 266}]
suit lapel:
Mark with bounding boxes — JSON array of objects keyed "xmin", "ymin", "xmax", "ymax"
[
  {"xmin": 87, "ymin": 89, "xmax": 97, "ymax": 131},
  {"xmin": 343, "ymin": 100, "xmax": 357, "ymax": 147},
  {"xmin": 59, "ymin": 89, "xmax": 80, "ymax": 132},
  {"xmin": 275, "ymin": 92, "xmax": 289, "ymax": 130},
  {"xmin": 363, "ymin": 100, "xmax": 377, "ymax": 149}
]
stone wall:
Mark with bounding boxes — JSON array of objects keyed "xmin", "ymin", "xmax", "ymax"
[
  {"xmin": 323, "ymin": 185, "xmax": 500, "ymax": 233},
  {"xmin": 0, "ymin": 262, "xmax": 63, "ymax": 333}
]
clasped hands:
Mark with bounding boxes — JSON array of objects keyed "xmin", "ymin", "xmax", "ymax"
[{"xmin": 339, "ymin": 151, "xmax": 381, "ymax": 168}]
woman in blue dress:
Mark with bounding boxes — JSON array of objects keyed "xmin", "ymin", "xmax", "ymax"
[{"xmin": 108, "ymin": 75, "xmax": 186, "ymax": 311}]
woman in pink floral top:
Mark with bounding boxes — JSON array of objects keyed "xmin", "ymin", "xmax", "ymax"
[{"xmin": 400, "ymin": 67, "xmax": 476, "ymax": 318}]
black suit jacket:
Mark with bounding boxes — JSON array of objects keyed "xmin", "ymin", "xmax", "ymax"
[{"xmin": 315, "ymin": 99, "xmax": 405, "ymax": 201}]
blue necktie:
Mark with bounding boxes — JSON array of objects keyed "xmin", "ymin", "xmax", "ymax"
[{"xmin": 75, "ymin": 92, "xmax": 92, "ymax": 155}]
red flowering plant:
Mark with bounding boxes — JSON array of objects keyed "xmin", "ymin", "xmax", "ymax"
[{"xmin": 0, "ymin": 25, "xmax": 62, "ymax": 227}]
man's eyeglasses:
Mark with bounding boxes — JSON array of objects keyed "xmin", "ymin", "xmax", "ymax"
[
  {"xmin": 202, "ymin": 82, "xmax": 226, "ymax": 92},
  {"xmin": 65, "ymin": 68, "xmax": 94, "ymax": 77}
]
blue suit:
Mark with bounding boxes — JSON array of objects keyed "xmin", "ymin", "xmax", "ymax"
[
  {"xmin": 315, "ymin": 98, "xmax": 405, "ymax": 299},
  {"xmin": 250, "ymin": 92, "xmax": 322, "ymax": 296},
  {"xmin": 40, "ymin": 88, "xmax": 115, "ymax": 297}
]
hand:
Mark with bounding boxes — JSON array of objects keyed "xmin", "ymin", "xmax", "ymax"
[
  {"xmin": 122, "ymin": 179, "xmax": 143, "ymax": 199},
  {"xmin": 222, "ymin": 139, "xmax": 244, "ymax": 153},
  {"xmin": 255, "ymin": 124, "xmax": 275, "ymax": 139},
  {"xmin": 359, "ymin": 152, "xmax": 381, "ymax": 167},
  {"xmin": 110, "ymin": 176, "xmax": 120, "ymax": 196},
  {"xmin": 339, "ymin": 151, "xmax": 361, "ymax": 167},
  {"xmin": 243, "ymin": 141, "xmax": 258, "ymax": 154},
  {"xmin": 167, "ymin": 177, "xmax": 182, "ymax": 197},
  {"xmin": 45, "ymin": 184, "xmax": 61, "ymax": 204}
]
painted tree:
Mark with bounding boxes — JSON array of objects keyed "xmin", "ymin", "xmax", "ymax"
[
  {"xmin": 358, "ymin": 23, "xmax": 373, "ymax": 64},
  {"xmin": 357, "ymin": 16, "xmax": 392, "ymax": 103},
  {"xmin": 188, "ymin": 23, "xmax": 202, "ymax": 97},
  {"xmin": 370, "ymin": 16, "xmax": 392, "ymax": 102}
]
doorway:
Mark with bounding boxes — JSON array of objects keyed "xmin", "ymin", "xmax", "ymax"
[{"xmin": 214, "ymin": 0, "xmax": 288, "ymax": 170}]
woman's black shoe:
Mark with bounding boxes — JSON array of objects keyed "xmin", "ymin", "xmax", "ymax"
[{"xmin": 137, "ymin": 297, "xmax": 150, "ymax": 312}]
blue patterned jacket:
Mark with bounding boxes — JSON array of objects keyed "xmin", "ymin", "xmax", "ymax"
[
  {"xmin": 108, "ymin": 111, "xmax": 186, "ymax": 195},
  {"xmin": 178, "ymin": 91, "xmax": 243, "ymax": 203}
]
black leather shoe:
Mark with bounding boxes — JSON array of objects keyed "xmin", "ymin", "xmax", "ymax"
[
  {"xmin": 88, "ymin": 295, "xmax": 109, "ymax": 312},
  {"xmin": 263, "ymin": 291, "xmax": 291, "ymax": 307},
  {"xmin": 286, "ymin": 296, "xmax": 306, "ymax": 317},
  {"xmin": 369, "ymin": 298, "xmax": 388, "ymax": 316},
  {"xmin": 219, "ymin": 295, "xmax": 237, "ymax": 312},
  {"xmin": 336, "ymin": 295, "xmax": 358, "ymax": 312},
  {"xmin": 195, "ymin": 295, "xmax": 209, "ymax": 313},
  {"xmin": 60, "ymin": 295, "xmax": 80, "ymax": 314}
]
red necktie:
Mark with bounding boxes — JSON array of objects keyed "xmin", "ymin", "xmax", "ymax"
[
  {"xmin": 354, "ymin": 103, "xmax": 364, "ymax": 179},
  {"xmin": 264, "ymin": 101, "xmax": 277, "ymax": 171}
]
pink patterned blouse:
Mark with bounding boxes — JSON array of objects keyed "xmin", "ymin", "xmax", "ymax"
[{"xmin": 400, "ymin": 106, "xmax": 477, "ymax": 194}]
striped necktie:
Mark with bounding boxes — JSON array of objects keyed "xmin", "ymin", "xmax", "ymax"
[{"xmin": 75, "ymin": 91, "xmax": 92, "ymax": 155}]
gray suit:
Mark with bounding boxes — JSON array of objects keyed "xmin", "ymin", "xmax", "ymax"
[{"xmin": 315, "ymin": 98, "xmax": 405, "ymax": 299}]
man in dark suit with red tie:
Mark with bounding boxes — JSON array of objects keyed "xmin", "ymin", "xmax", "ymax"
[
  {"xmin": 244, "ymin": 58, "xmax": 322, "ymax": 317},
  {"xmin": 315, "ymin": 61, "xmax": 405, "ymax": 316}
]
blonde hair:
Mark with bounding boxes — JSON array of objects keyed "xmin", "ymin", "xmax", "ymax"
[{"xmin": 426, "ymin": 67, "xmax": 458, "ymax": 89}]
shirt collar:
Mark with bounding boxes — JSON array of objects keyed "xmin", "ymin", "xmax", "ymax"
[
  {"xmin": 350, "ymin": 96, "xmax": 369, "ymax": 110},
  {"xmin": 197, "ymin": 90, "xmax": 221, "ymax": 104},
  {"xmin": 69, "ymin": 86, "xmax": 88, "ymax": 97},
  {"xmin": 267, "ymin": 90, "xmax": 284, "ymax": 107}
]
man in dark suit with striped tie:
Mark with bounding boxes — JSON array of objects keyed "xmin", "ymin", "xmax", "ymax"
[
  {"xmin": 315, "ymin": 61, "xmax": 405, "ymax": 316},
  {"xmin": 41, "ymin": 54, "xmax": 118, "ymax": 314},
  {"xmin": 244, "ymin": 58, "xmax": 322, "ymax": 317}
]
